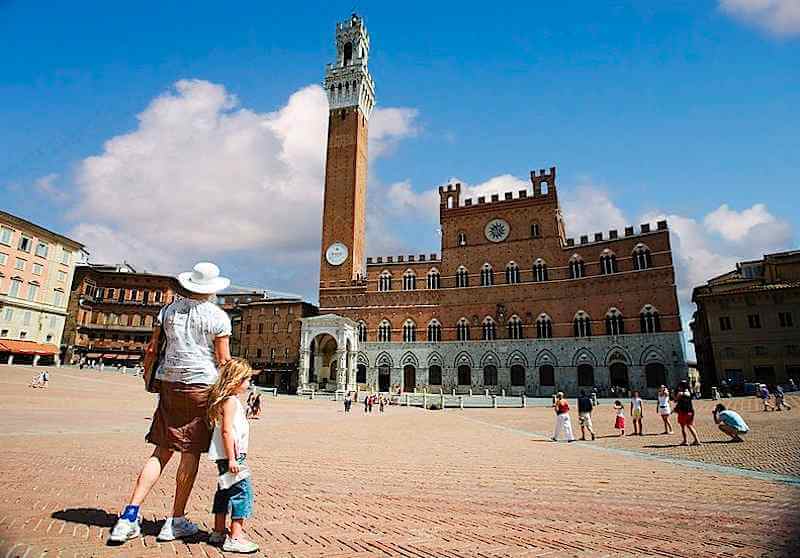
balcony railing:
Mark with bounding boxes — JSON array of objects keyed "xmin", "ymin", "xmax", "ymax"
[{"xmin": 78, "ymin": 323, "xmax": 153, "ymax": 333}]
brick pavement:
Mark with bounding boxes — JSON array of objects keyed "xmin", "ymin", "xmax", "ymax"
[{"xmin": 0, "ymin": 365, "xmax": 798, "ymax": 557}]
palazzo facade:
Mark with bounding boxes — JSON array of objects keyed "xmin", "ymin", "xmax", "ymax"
[{"xmin": 300, "ymin": 14, "xmax": 687, "ymax": 396}]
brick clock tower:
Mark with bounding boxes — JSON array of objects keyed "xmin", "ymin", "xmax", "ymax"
[{"xmin": 319, "ymin": 14, "xmax": 375, "ymax": 287}]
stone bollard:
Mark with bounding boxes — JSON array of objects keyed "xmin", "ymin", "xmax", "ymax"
[
  {"xmin": 405, "ymin": 393, "xmax": 410, "ymax": 406},
  {"xmin": 7, "ymin": 355, "xmax": 13, "ymax": 365},
  {"xmin": 521, "ymin": 394, "xmax": 527, "ymax": 408},
  {"xmin": 492, "ymin": 395, "xmax": 497, "ymax": 408},
  {"xmin": 469, "ymin": 388, "xmax": 473, "ymax": 397},
  {"xmin": 423, "ymin": 392, "xmax": 428, "ymax": 409},
  {"xmin": 485, "ymin": 389, "xmax": 489, "ymax": 398},
  {"xmin": 440, "ymin": 393, "xmax": 445, "ymax": 409},
  {"xmin": 452, "ymin": 388, "xmax": 456, "ymax": 396},
  {"xmin": 501, "ymin": 389, "xmax": 506, "ymax": 397},
  {"xmin": 310, "ymin": 390, "xmax": 315, "ymax": 400},
  {"xmin": 459, "ymin": 396, "xmax": 464, "ymax": 409},
  {"xmin": 712, "ymin": 387, "xmax": 720, "ymax": 400},
  {"xmin": 591, "ymin": 393, "xmax": 598, "ymax": 406}
]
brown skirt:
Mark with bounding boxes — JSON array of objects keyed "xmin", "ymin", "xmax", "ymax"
[{"xmin": 146, "ymin": 381, "xmax": 212, "ymax": 453}]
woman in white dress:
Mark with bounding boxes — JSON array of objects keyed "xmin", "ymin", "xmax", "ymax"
[{"xmin": 656, "ymin": 384, "xmax": 673, "ymax": 434}]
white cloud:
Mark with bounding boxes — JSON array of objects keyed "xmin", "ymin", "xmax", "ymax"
[
  {"xmin": 34, "ymin": 173, "xmax": 67, "ymax": 200},
  {"xmin": 369, "ymin": 107, "xmax": 419, "ymax": 158},
  {"xmin": 561, "ymin": 183, "xmax": 628, "ymax": 238},
  {"xmin": 720, "ymin": 0, "xmax": 800, "ymax": 36},
  {"xmin": 704, "ymin": 203, "xmax": 792, "ymax": 246},
  {"xmin": 69, "ymin": 80, "xmax": 418, "ymax": 293}
]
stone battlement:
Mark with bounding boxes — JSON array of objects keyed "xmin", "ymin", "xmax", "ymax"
[
  {"xmin": 564, "ymin": 220, "xmax": 668, "ymax": 248},
  {"xmin": 439, "ymin": 166, "xmax": 557, "ymax": 211},
  {"xmin": 366, "ymin": 253, "xmax": 441, "ymax": 266}
]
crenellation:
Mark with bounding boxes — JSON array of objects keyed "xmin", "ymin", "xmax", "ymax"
[
  {"xmin": 625, "ymin": 226, "xmax": 634, "ymax": 236},
  {"xmin": 609, "ymin": 229, "xmax": 618, "ymax": 239},
  {"xmin": 504, "ymin": 192, "xmax": 513, "ymax": 200},
  {"xmin": 657, "ymin": 220, "xmax": 668, "ymax": 230},
  {"xmin": 594, "ymin": 232, "xmax": 603, "ymax": 242},
  {"xmin": 641, "ymin": 223, "xmax": 651, "ymax": 234},
  {"xmin": 491, "ymin": 194, "xmax": 499, "ymax": 202}
]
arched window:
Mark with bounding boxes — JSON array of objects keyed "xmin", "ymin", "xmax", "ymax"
[
  {"xmin": 402, "ymin": 319, "xmax": 417, "ymax": 343},
  {"xmin": 343, "ymin": 42, "xmax": 353, "ymax": 65},
  {"xmin": 426, "ymin": 319, "xmax": 442, "ymax": 342},
  {"xmin": 533, "ymin": 258, "xmax": 548, "ymax": 281},
  {"xmin": 536, "ymin": 314, "xmax": 553, "ymax": 339},
  {"xmin": 511, "ymin": 364, "xmax": 526, "ymax": 386},
  {"xmin": 569, "ymin": 254, "xmax": 585, "ymax": 279},
  {"xmin": 457, "ymin": 231, "xmax": 467, "ymax": 246},
  {"xmin": 427, "ymin": 268, "xmax": 440, "ymax": 289},
  {"xmin": 507, "ymin": 315, "xmax": 524, "ymax": 339},
  {"xmin": 357, "ymin": 320, "xmax": 367, "ymax": 343},
  {"xmin": 632, "ymin": 243, "xmax": 652, "ymax": 271},
  {"xmin": 605, "ymin": 308, "xmax": 625, "ymax": 336},
  {"xmin": 447, "ymin": 196, "xmax": 454, "ymax": 209},
  {"xmin": 483, "ymin": 365, "xmax": 498, "ymax": 386},
  {"xmin": 457, "ymin": 365, "xmax": 472, "ymax": 385},
  {"xmin": 378, "ymin": 320, "xmax": 392, "ymax": 342},
  {"xmin": 530, "ymin": 223, "xmax": 541, "ymax": 238},
  {"xmin": 640, "ymin": 305, "xmax": 661, "ymax": 334},
  {"xmin": 577, "ymin": 364, "xmax": 595, "ymax": 386},
  {"xmin": 539, "ymin": 365, "xmax": 555, "ymax": 386},
  {"xmin": 573, "ymin": 311, "xmax": 592, "ymax": 337},
  {"xmin": 428, "ymin": 365, "xmax": 442, "ymax": 385},
  {"xmin": 456, "ymin": 266, "xmax": 469, "ymax": 288},
  {"xmin": 402, "ymin": 269, "xmax": 417, "ymax": 291},
  {"xmin": 505, "ymin": 262, "xmax": 520, "ymax": 284},
  {"xmin": 480, "ymin": 263, "xmax": 494, "ymax": 287},
  {"xmin": 378, "ymin": 271, "xmax": 392, "ymax": 292},
  {"xmin": 600, "ymin": 249, "xmax": 618, "ymax": 275},
  {"xmin": 456, "ymin": 318, "xmax": 470, "ymax": 341},
  {"xmin": 482, "ymin": 317, "xmax": 497, "ymax": 340}
]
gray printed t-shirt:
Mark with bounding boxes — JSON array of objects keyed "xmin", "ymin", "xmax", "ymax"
[{"xmin": 155, "ymin": 296, "xmax": 231, "ymax": 385}]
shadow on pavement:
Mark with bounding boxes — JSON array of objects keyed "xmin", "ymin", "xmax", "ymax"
[{"xmin": 51, "ymin": 508, "xmax": 161, "ymax": 537}]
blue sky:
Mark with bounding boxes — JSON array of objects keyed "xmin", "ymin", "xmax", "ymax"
[{"xmin": 1, "ymin": 1, "xmax": 798, "ymax": 355}]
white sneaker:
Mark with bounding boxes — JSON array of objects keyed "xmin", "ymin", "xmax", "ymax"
[
  {"xmin": 223, "ymin": 536, "xmax": 259, "ymax": 553},
  {"xmin": 157, "ymin": 516, "xmax": 199, "ymax": 541},
  {"xmin": 208, "ymin": 531, "xmax": 227, "ymax": 546},
  {"xmin": 108, "ymin": 516, "xmax": 141, "ymax": 544}
]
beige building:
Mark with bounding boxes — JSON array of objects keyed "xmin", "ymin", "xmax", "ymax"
[
  {"xmin": 691, "ymin": 250, "xmax": 800, "ymax": 391},
  {"xmin": 0, "ymin": 210, "xmax": 84, "ymax": 364}
]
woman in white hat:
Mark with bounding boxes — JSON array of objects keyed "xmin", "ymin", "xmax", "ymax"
[{"xmin": 109, "ymin": 262, "xmax": 232, "ymax": 545}]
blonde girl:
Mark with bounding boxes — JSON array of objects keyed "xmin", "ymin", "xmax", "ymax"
[{"xmin": 206, "ymin": 359, "xmax": 259, "ymax": 554}]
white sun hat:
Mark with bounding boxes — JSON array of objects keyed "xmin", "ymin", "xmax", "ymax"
[{"xmin": 177, "ymin": 262, "xmax": 231, "ymax": 294}]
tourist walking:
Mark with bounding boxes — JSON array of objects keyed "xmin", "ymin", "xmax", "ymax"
[
  {"xmin": 551, "ymin": 392, "xmax": 575, "ymax": 442},
  {"xmin": 108, "ymin": 262, "xmax": 232, "ymax": 546},
  {"xmin": 613, "ymin": 400, "xmax": 625, "ymax": 436},
  {"xmin": 206, "ymin": 359, "xmax": 259, "ymax": 553},
  {"xmin": 368, "ymin": 394, "xmax": 374, "ymax": 413},
  {"xmin": 759, "ymin": 384, "xmax": 774, "ymax": 411},
  {"xmin": 577, "ymin": 390, "xmax": 595, "ymax": 440},
  {"xmin": 775, "ymin": 385, "xmax": 791, "ymax": 411},
  {"xmin": 712, "ymin": 403, "xmax": 749, "ymax": 442},
  {"xmin": 674, "ymin": 380, "xmax": 701, "ymax": 446},
  {"xmin": 344, "ymin": 392, "xmax": 352, "ymax": 413},
  {"xmin": 630, "ymin": 390, "xmax": 643, "ymax": 435},
  {"xmin": 379, "ymin": 395, "xmax": 386, "ymax": 413},
  {"xmin": 364, "ymin": 393, "xmax": 370, "ymax": 413},
  {"xmin": 656, "ymin": 385, "xmax": 673, "ymax": 434}
]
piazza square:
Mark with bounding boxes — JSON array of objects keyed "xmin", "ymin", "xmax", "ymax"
[{"xmin": 1, "ymin": 365, "xmax": 799, "ymax": 557}]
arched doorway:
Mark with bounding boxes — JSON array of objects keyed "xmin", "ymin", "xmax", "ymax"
[
  {"xmin": 483, "ymin": 365, "xmax": 498, "ymax": 386},
  {"xmin": 610, "ymin": 362, "xmax": 629, "ymax": 388},
  {"xmin": 645, "ymin": 362, "xmax": 667, "ymax": 388},
  {"xmin": 312, "ymin": 333, "xmax": 338, "ymax": 388},
  {"xmin": 403, "ymin": 364, "xmax": 416, "ymax": 392},
  {"xmin": 356, "ymin": 363, "xmax": 367, "ymax": 383},
  {"xmin": 457, "ymin": 365, "xmax": 471, "ymax": 385},
  {"xmin": 577, "ymin": 364, "xmax": 594, "ymax": 387},
  {"xmin": 378, "ymin": 364, "xmax": 391, "ymax": 392},
  {"xmin": 510, "ymin": 364, "xmax": 525, "ymax": 387}
]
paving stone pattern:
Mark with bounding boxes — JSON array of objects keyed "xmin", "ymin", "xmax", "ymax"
[{"xmin": 0, "ymin": 365, "xmax": 798, "ymax": 557}]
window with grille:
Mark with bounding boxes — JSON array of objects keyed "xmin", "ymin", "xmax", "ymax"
[
  {"xmin": 427, "ymin": 269, "xmax": 440, "ymax": 289},
  {"xmin": 605, "ymin": 310, "xmax": 625, "ymax": 336},
  {"xmin": 600, "ymin": 252, "xmax": 618, "ymax": 274},
  {"xmin": 632, "ymin": 245, "xmax": 652, "ymax": 270},
  {"xmin": 378, "ymin": 272, "xmax": 392, "ymax": 291},
  {"xmin": 533, "ymin": 260, "xmax": 548, "ymax": 281},
  {"xmin": 456, "ymin": 319, "xmax": 470, "ymax": 341},
  {"xmin": 507, "ymin": 316, "xmax": 524, "ymax": 339},
  {"xmin": 536, "ymin": 316, "xmax": 553, "ymax": 339},
  {"xmin": 573, "ymin": 314, "xmax": 592, "ymax": 337},
  {"xmin": 357, "ymin": 321, "xmax": 367, "ymax": 342},
  {"xmin": 456, "ymin": 267, "xmax": 469, "ymax": 288},
  {"xmin": 403, "ymin": 271, "xmax": 417, "ymax": 291},
  {"xmin": 402, "ymin": 320, "xmax": 416, "ymax": 342},
  {"xmin": 426, "ymin": 321, "xmax": 441, "ymax": 342},
  {"xmin": 505, "ymin": 262, "xmax": 520, "ymax": 284},
  {"xmin": 480, "ymin": 264, "xmax": 493, "ymax": 287},
  {"xmin": 482, "ymin": 318, "xmax": 496, "ymax": 340},
  {"xmin": 378, "ymin": 321, "xmax": 392, "ymax": 342},
  {"xmin": 640, "ymin": 308, "xmax": 661, "ymax": 333}
]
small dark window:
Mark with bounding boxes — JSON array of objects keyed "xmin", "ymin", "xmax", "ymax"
[
  {"xmin": 779, "ymin": 312, "xmax": 794, "ymax": 328},
  {"xmin": 747, "ymin": 314, "xmax": 761, "ymax": 329},
  {"xmin": 343, "ymin": 42, "xmax": 353, "ymax": 65},
  {"xmin": 719, "ymin": 316, "xmax": 732, "ymax": 331},
  {"xmin": 356, "ymin": 364, "xmax": 367, "ymax": 383}
]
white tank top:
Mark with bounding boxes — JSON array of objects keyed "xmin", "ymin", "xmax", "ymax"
[
  {"xmin": 208, "ymin": 397, "xmax": 249, "ymax": 460},
  {"xmin": 658, "ymin": 393, "xmax": 670, "ymax": 408}
]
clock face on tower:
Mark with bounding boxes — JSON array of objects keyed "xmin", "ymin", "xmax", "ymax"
[
  {"xmin": 325, "ymin": 242, "xmax": 349, "ymax": 266},
  {"xmin": 485, "ymin": 218, "xmax": 510, "ymax": 243}
]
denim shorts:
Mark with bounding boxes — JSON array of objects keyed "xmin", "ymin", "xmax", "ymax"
[{"xmin": 212, "ymin": 457, "xmax": 253, "ymax": 519}]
